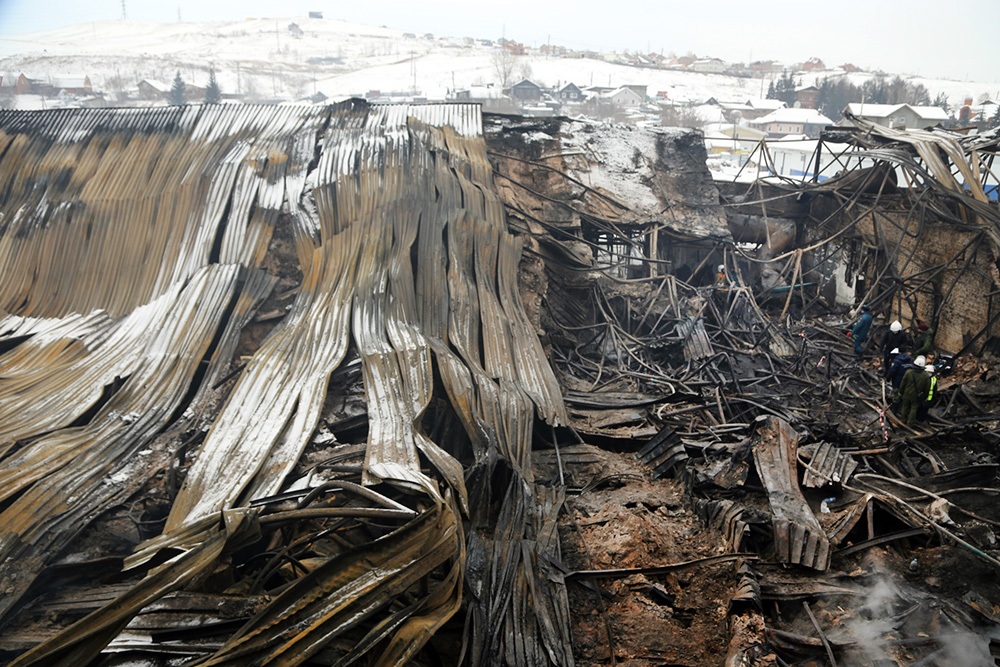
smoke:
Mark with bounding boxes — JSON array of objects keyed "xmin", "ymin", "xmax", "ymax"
[
  {"xmin": 841, "ymin": 570, "xmax": 992, "ymax": 666},
  {"xmin": 845, "ymin": 576, "xmax": 899, "ymax": 664},
  {"xmin": 938, "ymin": 631, "xmax": 992, "ymax": 666}
]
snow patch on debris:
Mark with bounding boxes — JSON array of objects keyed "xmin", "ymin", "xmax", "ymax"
[{"xmin": 561, "ymin": 121, "xmax": 661, "ymax": 214}]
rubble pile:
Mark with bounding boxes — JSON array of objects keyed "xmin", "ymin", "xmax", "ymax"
[
  {"xmin": 0, "ymin": 103, "xmax": 997, "ymax": 667},
  {"xmin": 486, "ymin": 114, "xmax": 1000, "ymax": 665}
]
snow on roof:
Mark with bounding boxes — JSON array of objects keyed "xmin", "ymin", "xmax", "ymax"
[
  {"xmin": 746, "ymin": 98, "xmax": 786, "ymax": 110},
  {"xmin": 52, "ymin": 77, "xmax": 88, "ymax": 88},
  {"xmin": 138, "ymin": 79, "xmax": 170, "ymax": 91},
  {"xmin": 844, "ymin": 103, "xmax": 949, "ymax": 121},
  {"xmin": 601, "ymin": 86, "xmax": 641, "ymax": 99},
  {"xmin": 750, "ymin": 108, "xmax": 834, "ymax": 125}
]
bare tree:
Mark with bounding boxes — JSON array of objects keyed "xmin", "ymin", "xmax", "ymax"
[
  {"xmin": 518, "ymin": 60, "xmax": 533, "ymax": 82},
  {"xmin": 491, "ymin": 48, "xmax": 516, "ymax": 88},
  {"xmin": 659, "ymin": 104, "xmax": 706, "ymax": 129}
]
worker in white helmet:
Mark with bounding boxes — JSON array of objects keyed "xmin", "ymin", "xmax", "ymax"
[
  {"xmin": 714, "ymin": 264, "xmax": 727, "ymax": 287},
  {"xmin": 880, "ymin": 320, "xmax": 910, "ymax": 376}
]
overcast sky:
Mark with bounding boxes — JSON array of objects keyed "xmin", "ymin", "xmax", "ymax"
[{"xmin": 0, "ymin": 0, "xmax": 996, "ymax": 82}]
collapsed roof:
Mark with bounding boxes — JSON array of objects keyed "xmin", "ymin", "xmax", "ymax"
[{"xmin": 0, "ymin": 101, "xmax": 999, "ymax": 667}]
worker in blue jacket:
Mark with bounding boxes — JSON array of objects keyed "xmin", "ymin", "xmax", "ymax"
[{"xmin": 847, "ymin": 305, "xmax": 873, "ymax": 357}]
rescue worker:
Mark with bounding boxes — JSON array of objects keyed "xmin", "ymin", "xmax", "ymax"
[
  {"xmin": 917, "ymin": 365, "xmax": 938, "ymax": 422},
  {"xmin": 915, "ymin": 321, "xmax": 935, "ymax": 358},
  {"xmin": 886, "ymin": 349, "xmax": 913, "ymax": 389},
  {"xmin": 881, "ymin": 320, "xmax": 909, "ymax": 376},
  {"xmin": 847, "ymin": 305, "xmax": 873, "ymax": 357},
  {"xmin": 715, "ymin": 264, "xmax": 727, "ymax": 287},
  {"xmin": 896, "ymin": 360, "xmax": 931, "ymax": 427}
]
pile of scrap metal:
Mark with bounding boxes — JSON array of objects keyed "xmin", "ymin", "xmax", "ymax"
[
  {"xmin": 0, "ymin": 103, "xmax": 572, "ymax": 666},
  {"xmin": 482, "ymin": 114, "xmax": 1000, "ymax": 664}
]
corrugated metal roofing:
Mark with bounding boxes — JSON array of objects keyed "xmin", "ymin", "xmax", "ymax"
[{"xmin": 0, "ymin": 101, "xmax": 571, "ymax": 665}]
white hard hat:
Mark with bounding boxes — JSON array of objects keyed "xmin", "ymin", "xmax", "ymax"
[
  {"xmin": 914, "ymin": 355, "xmax": 926, "ymax": 366},
  {"xmin": 925, "ymin": 365, "xmax": 935, "ymax": 374},
  {"xmin": 717, "ymin": 264, "xmax": 725, "ymax": 273},
  {"xmin": 890, "ymin": 321, "xmax": 902, "ymax": 333},
  {"xmin": 891, "ymin": 348, "xmax": 899, "ymax": 354}
]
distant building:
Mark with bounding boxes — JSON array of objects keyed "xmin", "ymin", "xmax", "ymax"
[
  {"xmin": 288, "ymin": 23, "xmax": 304, "ymax": 38},
  {"xmin": 604, "ymin": 86, "xmax": 643, "ymax": 108},
  {"xmin": 842, "ymin": 103, "xmax": 949, "ymax": 130},
  {"xmin": 557, "ymin": 83, "xmax": 584, "ymax": 102},
  {"xmin": 795, "ymin": 86, "xmax": 820, "ymax": 110},
  {"xmin": 749, "ymin": 108, "xmax": 834, "ymax": 137},
  {"xmin": 691, "ymin": 58, "xmax": 726, "ymax": 74},
  {"xmin": 750, "ymin": 60, "xmax": 783, "ymax": 74},
  {"xmin": 137, "ymin": 79, "xmax": 170, "ymax": 100},
  {"xmin": 17, "ymin": 74, "xmax": 92, "ymax": 96},
  {"xmin": 622, "ymin": 84, "xmax": 647, "ymax": 101},
  {"xmin": 743, "ymin": 98, "xmax": 787, "ymax": 120},
  {"xmin": 702, "ymin": 122, "xmax": 766, "ymax": 155},
  {"xmin": 798, "ymin": 57, "xmax": 825, "ymax": 72},
  {"xmin": 308, "ymin": 11, "xmax": 323, "ymax": 19},
  {"xmin": 509, "ymin": 79, "xmax": 543, "ymax": 102}
]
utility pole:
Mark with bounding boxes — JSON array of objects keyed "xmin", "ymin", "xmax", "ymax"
[
  {"xmin": 121, "ymin": 0, "xmax": 127, "ymax": 20},
  {"xmin": 177, "ymin": 6, "xmax": 182, "ymax": 21}
]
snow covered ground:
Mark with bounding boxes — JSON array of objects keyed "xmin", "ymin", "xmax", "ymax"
[{"xmin": 0, "ymin": 17, "xmax": 997, "ymax": 109}]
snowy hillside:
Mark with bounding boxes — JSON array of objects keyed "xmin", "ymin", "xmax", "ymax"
[{"xmin": 0, "ymin": 17, "xmax": 997, "ymax": 109}]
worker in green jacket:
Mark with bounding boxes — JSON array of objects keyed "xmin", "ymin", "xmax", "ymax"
[
  {"xmin": 917, "ymin": 365, "xmax": 938, "ymax": 421},
  {"xmin": 896, "ymin": 362, "xmax": 931, "ymax": 426}
]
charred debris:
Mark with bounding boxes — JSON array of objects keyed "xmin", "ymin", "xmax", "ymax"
[{"xmin": 0, "ymin": 102, "xmax": 997, "ymax": 667}]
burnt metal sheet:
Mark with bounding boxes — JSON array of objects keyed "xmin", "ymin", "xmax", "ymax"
[
  {"xmin": 0, "ymin": 102, "xmax": 573, "ymax": 667},
  {"xmin": 752, "ymin": 416, "xmax": 831, "ymax": 570},
  {"xmin": 799, "ymin": 441, "xmax": 858, "ymax": 488},
  {"xmin": 676, "ymin": 316, "xmax": 714, "ymax": 361},
  {"xmin": 694, "ymin": 498, "xmax": 750, "ymax": 552},
  {"xmin": 637, "ymin": 425, "xmax": 688, "ymax": 478}
]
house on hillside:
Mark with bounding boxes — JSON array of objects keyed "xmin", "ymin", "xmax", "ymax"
[
  {"xmin": 604, "ymin": 86, "xmax": 643, "ymax": 108},
  {"xmin": 750, "ymin": 60, "xmax": 782, "ymax": 75},
  {"xmin": 137, "ymin": 80, "xmax": 170, "ymax": 100},
  {"xmin": 16, "ymin": 75, "xmax": 47, "ymax": 95},
  {"xmin": 691, "ymin": 58, "xmax": 726, "ymax": 74},
  {"xmin": 842, "ymin": 103, "xmax": 949, "ymax": 130},
  {"xmin": 451, "ymin": 85, "xmax": 515, "ymax": 111},
  {"xmin": 288, "ymin": 23, "xmax": 304, "ymax": 38},
  {"xmin": 308, "ymin": 11, "xmax": 323, "ymax": 19},
  {"xmin": 509, "ymin": 80, "xmax": 543, "ymax": 102},
  {"xmin": 795, "ymin": 86, "xmax": 819, "ymax": 110},
  {"xmin": 557, "ymin": 83, "xmax": 584, "ymax": 102},
  {"xmin": 749, "ymin": 108, "xmax": 834, "ymax": 137},
  {"xmin": 798, "ymin": 57, "xmax": 825, "ymax": 72},
  {"xmin": 744, "ymin": 98, "xmax": 787, "ymax": 120},
  {"xmin": 53, "ymin": 77, "xmax": 93, "ymax": 95},
  {"xmin": 623, "ymin": 84, "xmax": 647, "ymax": 101},
  {"xmin": 16, "ymin": 74, "xmax": 93, "ymax": 96}
]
